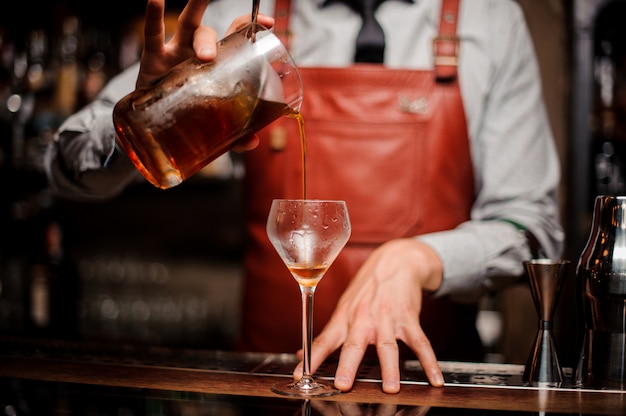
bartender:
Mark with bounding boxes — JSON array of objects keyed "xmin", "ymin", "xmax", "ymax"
[{"xmin": 45, "ymin": 0, "xmax": 564, "ymax": 393}]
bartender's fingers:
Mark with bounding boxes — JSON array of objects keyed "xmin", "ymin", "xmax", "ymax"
[
  {"xmin": 143, "ymin": 0, "xmax": 167, "ymax": 54},
  {"xmin": 404, "ymin": 326, "xmax": 444, "ymax": 387},
  {"xmin": 175, "ymin": 0, "xmax": 211, "ymax": 46},
  {"xmin": 177, "ymin": 0, "xmax": 218, "ymax": 60},
  {"xmin": 375, "ymin": 315, "xmax": 401, "ymax": 394},
  {"xmin": 138, "ymin": 0, "xmax": 171, "ymax": 87},
  {"xmin": 332, "ymin": 307, "xmax": 373, "ymax": 392},
  {"xmin": 334, "ymin": 337, "xmax": 368, "ymax": 392},
  {"xmin": 139, "ymin": 0, "xmax": 216, "ymax": 87}
]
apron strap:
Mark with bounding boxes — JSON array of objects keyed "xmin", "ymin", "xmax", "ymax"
[
  {"xmin": 433, "ymin": 0, "xmax": 460, "ymax": 81},
  {"xmin": 273, "ymin": 0, "xmax": 292, "ymax": 48},
  {"xmin": 272, "ymin": 0, "xmax": 461, "ymax": 82}
]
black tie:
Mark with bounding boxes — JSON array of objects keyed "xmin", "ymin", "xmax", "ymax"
[
  {"xmin": 353, "ymin": 0, "xmax": 386, "ymax": 62},
  {"xmin": 327, "ymin": 0, "xmax": 387, "ymax": 63}
]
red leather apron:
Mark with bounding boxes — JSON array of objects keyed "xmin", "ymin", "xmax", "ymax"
[{"xmin": 239, "ymin": 0, "xmax": 482, "ymax": 361}]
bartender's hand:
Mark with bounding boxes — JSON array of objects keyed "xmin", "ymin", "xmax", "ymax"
[
  {"xmin": 295, "ymin": 238, "xmax": 446, "ymax": 394},
  {"xmin": 137, "ymin": 0, "xmax": 274, "ymax": 87},
  {"xmin": 137, "ymin": 0, "xmax": 273, "ymax": 148}
]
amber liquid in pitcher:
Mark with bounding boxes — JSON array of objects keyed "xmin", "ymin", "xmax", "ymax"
[{"xmin": 114, "ymin": 88, "xmax": 299, "ymax": 189}]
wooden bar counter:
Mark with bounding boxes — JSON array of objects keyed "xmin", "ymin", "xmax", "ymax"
[{"xmin": 0, "ymin": 336, "xmax": 624, "ymax": 415}]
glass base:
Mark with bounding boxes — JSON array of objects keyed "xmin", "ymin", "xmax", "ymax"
[{"xmin": 271, "ymin": 378, "xmax": 341, "ymax": 397}]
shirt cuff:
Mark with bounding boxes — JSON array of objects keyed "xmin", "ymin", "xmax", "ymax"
[{"xmin": 416, "ymin": 221, "xmax": 527, "ymax": 302}]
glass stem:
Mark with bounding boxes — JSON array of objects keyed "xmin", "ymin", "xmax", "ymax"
[{"xmin": 300, "ymin": 285, "xmax": 316, "ymax": 383}]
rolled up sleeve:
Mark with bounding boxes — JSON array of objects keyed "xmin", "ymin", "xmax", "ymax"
[{"xmin": 45, "ymin": 64, "xmax": 141, "ymax": 200}]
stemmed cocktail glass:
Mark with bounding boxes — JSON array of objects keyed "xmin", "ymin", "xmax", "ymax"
[{"xmin": 266, "ymin": 199, "xmax": 351, "ymax": 397}]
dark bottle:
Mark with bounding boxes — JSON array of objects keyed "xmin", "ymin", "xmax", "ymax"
[{"xmin": 575, "ymin": 196, "xmax": 626, "ymax": 389}]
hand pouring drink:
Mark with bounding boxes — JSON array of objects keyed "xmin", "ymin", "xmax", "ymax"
[{"xmin": 113, "ymin": 22, "xmax": 303, "ymax": 189}]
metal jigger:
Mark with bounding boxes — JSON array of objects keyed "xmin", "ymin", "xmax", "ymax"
[{"xmin": 522, "ymin": 259, "xmax": 570, "ymax": 387}]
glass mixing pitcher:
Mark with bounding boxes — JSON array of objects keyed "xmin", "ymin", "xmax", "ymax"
[{"xmin": 113, "ymin": 23, "xmax": 303, "ymax": 189}]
